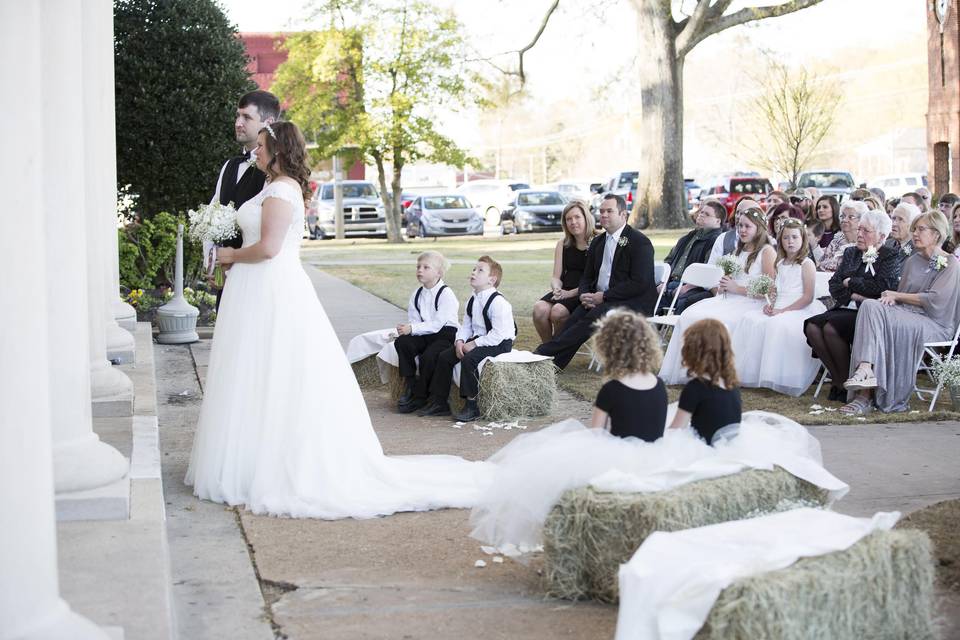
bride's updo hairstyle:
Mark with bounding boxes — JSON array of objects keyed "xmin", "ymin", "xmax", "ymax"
[
  {"xmin": 681, "ymin": 319, "xmax": 739, "ymax": 389},
  {"xmin": 592, "ymin": 310, "xmax": 662, "ymax": 380},
  {"xmin": 260, "ymin": 121, "xmax": 312, "ymax": 204}
]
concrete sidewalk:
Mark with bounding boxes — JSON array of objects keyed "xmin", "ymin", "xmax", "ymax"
[{"xmin": 155, "ymin": 265, "xmax": 960, "ymax": 639}]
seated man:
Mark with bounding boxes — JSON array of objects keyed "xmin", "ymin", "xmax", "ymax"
[
  {"xmin": 657, "ymin": 200, "xmax": 723, "ymax": 314},
  {"xmin": 534, "ymin": 193, "xmax": 656, "ymax": 369}
]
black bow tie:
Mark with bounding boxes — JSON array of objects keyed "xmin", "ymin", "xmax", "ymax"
[{"xmin": 240, "ymin": 149, "xmax": 253, "ymax": 162}]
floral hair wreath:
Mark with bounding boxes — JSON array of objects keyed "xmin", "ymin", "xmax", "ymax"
[
  {"xmin": 263, "ymin": 123, "xmax": 277, "ymax": 140},
  {"xmin": 781, "ymin": 217, "xmax": 805, "ymax": 229},
  {"xmin": 741, "ymin": 207, "xmax": 766, "ymax": 227}
]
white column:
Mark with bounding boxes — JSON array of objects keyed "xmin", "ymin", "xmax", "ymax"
[
  {"xmin": 83, "ymin": 0, "xmax": 135, "ymax": 364},
  {"xmin": 46, "ymin": 0, "xmax": 129, "ymax": 493},
  {"xmin": 0, "ymin": 4, "xmax": 110, "ymax": 638},
  {"xmin": 84, "ymin": 0, "xmax": 134, "ymax": 408}
]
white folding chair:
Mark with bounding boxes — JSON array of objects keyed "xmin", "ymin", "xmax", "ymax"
[
  {"xmin": 649, "ymin": 263, "xmax": 723, "ymax": 343},
  {"xmin": 913, "ymin": 319, "xmax": 960, "ymax": 411},
  {"xmin": 814, "ymin": 271, "xmax": 832, "ymax": 299},
  {"xmin": 813, "ymin": 366, "xmax": 831, "ymax": 398}
]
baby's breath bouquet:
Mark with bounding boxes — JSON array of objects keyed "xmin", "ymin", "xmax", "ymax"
[
  {"xmin": 187, "ymin": 202, "xmax": 239, "ymax": 287},
  {"xmin": 747, "ymin": 274, "xmax": 775, "ymax": 305},
  {"xmin": 715, "ymin": 255, "xmax": 742, "ymax": 298}
]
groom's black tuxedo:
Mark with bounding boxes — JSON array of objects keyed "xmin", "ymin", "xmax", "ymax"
[
  {"xmin": 216, "ymin": 152, "xmax": 266, "ymax": 249},
  {"xmin": 534, "ymin": 224, "xmax": 656, "ymax": 369}
]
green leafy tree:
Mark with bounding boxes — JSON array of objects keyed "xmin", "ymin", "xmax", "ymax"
[
  {"xmin": 273, "ymin": 0, "xmax": 473, "ymax": 242},
  {"xmin": 114, "ymin": 0, "xmax": 256, "ymax": 218}
]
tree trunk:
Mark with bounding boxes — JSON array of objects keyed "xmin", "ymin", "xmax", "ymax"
[
  {"xmin": 373, "ymin": 153, "xmax": 403, "ymax": 243},
  {"xmin": 387, "ymin": 159, "xmax": 405, "ymax": 243},
  {"xmin": 630, "ymin": 1, "xmax": 689, "ymax": 230}
]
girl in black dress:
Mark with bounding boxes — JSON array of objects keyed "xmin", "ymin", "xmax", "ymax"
[
  {"xmin": 667, "ymin": 318, "xmax": 742, "ymax": 445},
  {"xmin": 590, "ymin": 310, "xmax": 668, "ymax": 441},
  {"xmin": 532, "ymin": 200, "xmax": 597, "ymax": 343}
]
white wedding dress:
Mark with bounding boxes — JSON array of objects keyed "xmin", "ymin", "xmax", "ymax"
[{"xmin": 185, "ymin": 181, "xmax": 490, "ymax": 519}]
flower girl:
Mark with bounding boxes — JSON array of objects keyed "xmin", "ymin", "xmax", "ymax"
[
  {"xmin": 732, "ymin": 217, "xmax": 825, "ymax": 395},
  {"xmin": 660, "ymin": 207, "xmax": 776, "ymax": 384}
]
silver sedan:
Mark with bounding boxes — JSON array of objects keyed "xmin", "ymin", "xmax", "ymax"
[{"xmin": 405, "ymin": 195, "xmax": 484, "ymax": 237}]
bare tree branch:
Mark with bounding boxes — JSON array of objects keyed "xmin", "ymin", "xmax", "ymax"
[
  {"xmin": 679, "ymin": 0, "xmax": 824, "ymax": 59},
  {"xmin": 515, "ymin": 0, "xmax": 560, "ymax": 84},
  {"xmin": 675, "ymin": 0, "xmax": 717, "ymax": 57}
]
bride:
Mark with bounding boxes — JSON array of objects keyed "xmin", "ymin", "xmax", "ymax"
[{"xmin": 185, "ymin": 121, "xmax": 489, "ymax": 519}]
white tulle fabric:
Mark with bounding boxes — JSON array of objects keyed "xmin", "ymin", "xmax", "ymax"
[
  {"xmin": 468, "ymin": 406, "xmax": 848, "ymax": 550},
  {"xmin": 185, "ymin": 181, "xmax": 490, "ymax": 518}
]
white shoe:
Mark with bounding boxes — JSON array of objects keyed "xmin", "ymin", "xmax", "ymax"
[{"xmin": 843, "ymin": 368, "xmax": 877, "ymax": 391}]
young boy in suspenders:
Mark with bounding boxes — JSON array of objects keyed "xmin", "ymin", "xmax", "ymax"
[
  {"xmin": 395, "ymin": 251, "xmax": 460, "ymax": 414},
  {"xmin": 420, "ymin": 256, "xmax": 516, "ymax": 422}
]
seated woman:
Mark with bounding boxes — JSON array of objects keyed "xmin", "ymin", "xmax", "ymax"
[
  {"xmin": 660, "ymin": 207, "xmax": 776, "ymax": 385},
  {"xmin": 532, "ymin": 200, "xmax": 595, "ymax": 343},
  {"xmin": 766, "ymin": 202, "xmax": 805, "ymax": 238},
  {"xmin": 808, "ymin": 195, "xmax": 840, "ymax": 261},
  {"xmin": 949, "ymin": 202, "xmax": 960, "ymax": 261},
  {"xmin": 591, "ymin": 310, "xmax": 668, "ymax": 442},
  {"xmin": 886, "ymin": 201, "xmax": 920, "ymax": 257},
  {"xmin": 804, "ymin": 209, "xmax": 901, "ymax": 402},
  {"xmin": 733, "ymin": 218, "xmax": 825, "ymax": 396},
  {"xmin": 842, "ymin": 210, "xmax": 960, "ymax": 414},
  {"xmin": 668, "ymin": 318, "xmax": 741, "ymax": 444},
  {"xmin": 817, "ymin": 199, "xmax": 866, "ymax": 272}
]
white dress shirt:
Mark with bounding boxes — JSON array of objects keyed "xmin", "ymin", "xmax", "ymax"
[
  {"xmin": 597, "ymin": 224, "xmax": 626, "ymax": 292},
  {"xmin": 457, "ymin": 287, "xmax": 516, "ymax": 347},
  {"xmin": 406, "ymin": 279, "xmax": 460, "ymax": 335}
]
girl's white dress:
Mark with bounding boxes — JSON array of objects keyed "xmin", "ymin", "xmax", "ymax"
[
  {"xmin": 185, "ymin": 181, "xmax": 490, "ymax": 519},
  {"xmin": 731, "ymin": 259, "xmax": 825, "ymax": 396},
  {"xmin": 659, "ymin": 250, "xmax": 766, "ymax": 384}
]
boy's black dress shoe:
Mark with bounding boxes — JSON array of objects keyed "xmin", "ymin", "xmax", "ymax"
[
  {"xmin": 398, "ymin": 377, "xmax": 416, "ymax": 406},
  {"xmin": 398, "ymin": 397, "xmax": 427, "ymax": 414},
  {"xmin": 418, "ymin": 401, "xmax": 451, "ymax": 417},
  {"xmin": 453, "ymin": 399, "xmax": 481, "ymax": 422}
]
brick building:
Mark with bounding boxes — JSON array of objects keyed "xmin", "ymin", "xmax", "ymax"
[{"xmin": 927, "ymin": 0, "xmax": 960, "ymax": 195}]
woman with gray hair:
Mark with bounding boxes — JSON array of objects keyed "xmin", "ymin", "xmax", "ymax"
[
  {"xmin": 818, "ymin": 200, "xmax": 868, "ymax": 271},
  {"xmin": 804, "ymin": 209, "xmax": 903, "ymax": 401},
  {"xmin": 842, "ymin": 210, "xmax": 960, "ymax": 414},
  {"xmin": 886, "ymin": 201, "xmax": 920, "ymax": 258}
]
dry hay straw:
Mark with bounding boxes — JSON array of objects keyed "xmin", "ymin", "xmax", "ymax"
[
  {"xmin": 351, "ymin": 355, "xmax": 384, "ymax": 389},
  {"xmin": 543, "ymin": 467, "xmax": 827, "ymax": 603},
  {"xmin": 384, "ymin": 364, "xmax": 465, "ymax": 411},
  {"xmin": 478, "ymin": 359, "xmax": 557, "ymax": 420},
  {"xmin": 694, "ymin": 529, "xmax": 935, "ymax": 640}
]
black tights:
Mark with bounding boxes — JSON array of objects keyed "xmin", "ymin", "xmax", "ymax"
[{"xmin": 805, "ymin": 322, "xmax": 850, "ymax": 389}]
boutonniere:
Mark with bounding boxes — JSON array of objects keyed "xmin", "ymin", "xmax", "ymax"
[
  {"xmin": 933, "ymin": 254, "xmax": 950, "ymax": 271},
  {"xmin": 862, "ymin": 246, "xmax": 878, "ymax": 275},
  {"xmin": 617, "ymin": 236, "xmax": 629, "ymax": 248},
  {"xmin": 902, "ymin": 243, "xmax": 912, "ymax": 256}
]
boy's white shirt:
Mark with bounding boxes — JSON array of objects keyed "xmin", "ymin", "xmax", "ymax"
[
  {"xmin": 405, "ymin": 279, "xmax": 460, "ymax": 335},
  {"xmin": 457, "ymin": 287, "xmax": 516, "ymax": 347}
]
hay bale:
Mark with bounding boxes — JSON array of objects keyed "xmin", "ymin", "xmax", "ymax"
[
  {"xmin": 351, "ymin": 355, "xmax": 384, "ymax": 389},
  {"xmin": 543, "ymin": 467, "xmax": 828, "ymax": 603},
  {"xmin": 478, "ymin": 359, "xmax": 557, "ymax": 420},
  {"xmin": 694, "ymin": 529, "xmax": 935, "ymax": 640}
]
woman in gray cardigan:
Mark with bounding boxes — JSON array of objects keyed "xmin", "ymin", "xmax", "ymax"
[{"xmin": 842, "ymin": 210, "xmax": 960, "ymax": 414}]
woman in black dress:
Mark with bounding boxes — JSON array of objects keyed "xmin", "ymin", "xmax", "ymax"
[
  {"xmin": 803, "ymin": 209, "xmax": 903, "ymax": 402},
  {"xmin": 591, "ymin": 310, "xmax": 667, "ymax": 441},
  {"xmin": 532, "ymin": 200, "xmax": 596, "ymax": 343},
  {"xmin": 667, "ymin": 319, "xmax": 741, "ymax": 444}
]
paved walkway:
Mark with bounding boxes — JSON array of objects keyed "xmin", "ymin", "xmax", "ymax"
[{"xmin": 155, "ymin": 264, "xmax": 960, "ymax": 639}]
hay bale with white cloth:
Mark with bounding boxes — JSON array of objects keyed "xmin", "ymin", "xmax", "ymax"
[
  {"xmin": 616, "ymin": 509, "xmax": 935, "ymax": 640},
  {"xmin": 346, "ymin": 328, "xmax": 398, "ymax": 389}
]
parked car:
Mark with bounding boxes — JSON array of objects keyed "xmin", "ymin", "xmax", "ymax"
[
  {"xmin": 684, "ymin": 178, "xmax": 702, "ymax": 210},
  {"xmin": 500, "ymin": 190, "xmax": 566, "ymax": 234},
  {"xmin": 455, "ymin": 180, "xmax": 523, "ymax": 225},
  {"xmin": 542, "ymin": 181, "xmax": 591, "ymax": 203},
  {"xmin": 405, "ymin": 194, "xmax": 484, "ymax": 237},
  {"xmin": 867, "ymin": 173, "xmax": 929, "ymax": 197},
  {"xmin": 701, "ymin": 174, "xmax": 773, "ymax": 217},
  {"xmin": 796, "ymin": 170, "xmax": 856, "ymax": 202},
  {"xmin": 593, "ymin": 170, "xmax": 639, "ymax": 212},
  {"xmin": 310, "ymin": 180, "xmax": 387, "ymax": 239}
]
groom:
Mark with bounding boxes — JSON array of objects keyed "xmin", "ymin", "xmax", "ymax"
[
  {"xmin": 207, "ymin": 90, "xmax": 280, "ymax": 302},
  {"xmin": 534, "ymin": 193, "xmax": 657, "ymax": 369}
]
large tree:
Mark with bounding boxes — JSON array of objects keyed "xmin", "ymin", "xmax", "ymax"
[
  {"xmin": 517, "ymin": 0, "xmax": 824, "ymax": 228},
  {"xmin": 273, "ymin": 0, "xmax": 473, "ymax": 242},
  {"xmin": 114, "ymin": 0, "xmax": 255, "ymax": 218}
]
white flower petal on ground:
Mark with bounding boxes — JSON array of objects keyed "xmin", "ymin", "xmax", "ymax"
[
  {"xmin": 474, "ymin": 560, "xmax": 487, "ymax": 568},
  {"xmin": 480, "ymin": 545, "xmax": 497, "ymax": 555},
  {"xmin": 809, "ymin": 404, "xmax": 823, "ymax": 410},
  {"xmin": 492, "ymin": 556, "xmax": 504, "ymax": 564}
]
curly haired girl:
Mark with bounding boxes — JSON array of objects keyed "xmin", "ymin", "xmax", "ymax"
[
  {"xmin": 590, "ymin": 310, "xmax": 667, "ymax": 441},
  {"xmin": 668, "ymin": 318, "xmax": 742, "ymax": 444}
]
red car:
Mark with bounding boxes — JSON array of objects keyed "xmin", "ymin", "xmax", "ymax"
[{"xmin": 702, "ymin": 175, "xmax": 773, "ymax": 219}]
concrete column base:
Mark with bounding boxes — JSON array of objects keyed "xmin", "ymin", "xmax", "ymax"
[
  {"xmin": 105, "ymin": 322, "xmax": 135, "ymax": 364},
  {"xmin": 8, "ymin": 601, "xmax": 112, "ymax": 640},
  {"xmin": 112, "ymin": 298, "xmax": 137, "ymax": 333},
  {"xmin": 55, "ymin": 474, "xmax": 130, "ymax": 521},
  {"xmin": 53, "ymin": 432, "xmax": 129, "ymax": 494},
  {"xmin": 90, "ymin": 363, "xmax": 133, "ymax": 418}
]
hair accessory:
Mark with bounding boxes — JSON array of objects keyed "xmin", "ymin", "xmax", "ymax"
[
  {"xmin": 743, "ymin": 208, "xmax": 766, "ymax": 225},
  {"xmin": 264, "ymin": 123, "xmax": 277, "ymax": 140}
]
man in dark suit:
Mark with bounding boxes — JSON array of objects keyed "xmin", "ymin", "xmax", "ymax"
[
  {"xmin": 534, "ymin": 193, "xmax": 656, "ymax": 369},
  {"xmin": 207, "ymin": 90, "xmax": 280, "ymax": 306}
]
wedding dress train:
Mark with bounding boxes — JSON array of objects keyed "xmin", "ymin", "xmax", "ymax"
[{"xmin": 185, "ymin": 181, "xmax": 489, "ymax": 518}]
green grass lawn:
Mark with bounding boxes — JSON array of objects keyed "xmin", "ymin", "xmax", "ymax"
[{"xmin": 306, "ymin": 232, "xmax": 960, "ymax": 425}]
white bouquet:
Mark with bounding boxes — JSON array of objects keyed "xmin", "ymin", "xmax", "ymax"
[
  {"xmin": 187, "ymin": 202, "xmax": 239, "ymax": 286},
  {"xmin": 715, "ymin": 255, "xmax": 742, "ymax": 298},
  {"xmin": 861, "ymin": 246, "xmax": 878, "ymax": 276},
  {"xmin": 747, "ymin": 274, "xmax": 775, "ymax": 305}
]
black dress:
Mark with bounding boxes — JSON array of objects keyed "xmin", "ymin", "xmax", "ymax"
[
  {"xmin": 677, "ymin": 378, "xmax": 742, "ymax": 445},
  {"xmin": 540, "ymin": 243, "xmax": 589, "ymax": 312},
  {"xmin": 594, "ymin": 378, "xmax": 667, "ymax": 442}
]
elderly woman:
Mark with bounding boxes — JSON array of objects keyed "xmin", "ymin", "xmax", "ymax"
[
  {"xmin": 842, "ymin": 210, "xmax": 960, "ymax": 414},
  {"xmin": 804, "ymin": 210, "xmax": 901, "ymax": 402},
  {"xmin": 818, "ymin": 199, "xmax": 867, "ymax": 272},
  {"xmin": 886, "ymin": 201, "xmax": 920, "ymax": 259}
]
